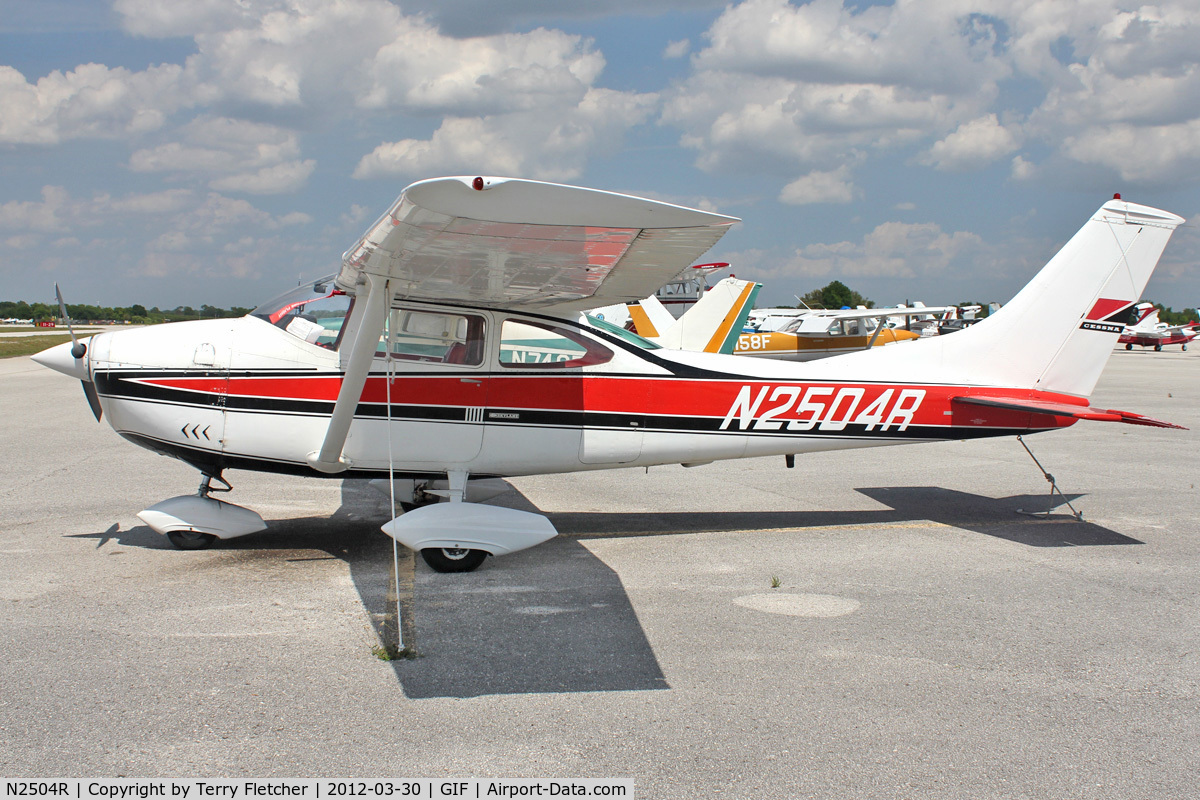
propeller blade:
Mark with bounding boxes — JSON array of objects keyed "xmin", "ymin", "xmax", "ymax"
[
  {"xmin": 54, "ymin": 282, "xmax": 86, "ymax": 359},
  {"xmin": 81, "ymin": 380, "xmax": 103, "ymax": 422}
]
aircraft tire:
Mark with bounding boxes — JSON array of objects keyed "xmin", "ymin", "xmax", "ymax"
[
  {"xmin": 1125, "ymin": 343, "xmax": 1133, "ymax": 350},
  {"xmin": 421, "ymin": 547, "xmax": 487, "ymax": 573},
  {"xmin": 1183, "ymin": 344, "xmax": 1188, "ymax": 351},
  {"xmin": 166, "ymin": 530, "xmax": 218, "ymax": 550},
  {"xmin": 1155, "ymin": 344, "xmax": 1163, "ymax": 351}
]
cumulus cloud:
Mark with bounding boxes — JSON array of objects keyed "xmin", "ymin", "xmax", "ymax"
[
  {"xmin": 362, "ymin": 23, "xmax": 605, "ymax": 114},
  {"xmin": 1010, "ymin": 154, "xmax": 1037, "ymax": 181},
  {"xmin": 664, "ymin": 39, "xmax": 690, "ymax": 59},
  {"xmin": 0, "ymin": 184, "xmax": 312, "ymax": 285},
  {"xmin": 354, "ymin": 88, "xmax": 657, "ymax": 180},
  {"xmin": 112, "ymin": 0, "xmax": 612, "ymax": 119},
  {"xmin": 693, "ymin": 0, "xmax": 1010, "ymax": 93},
  {"xmin": 0, "ymin": 63, "xmax": 190, "ymax": 144},
  {"xmin": 130, "ymin": 117, "xmax": 316, "ymax": 194},
  {"xmin": 785, "ymin": 221, "xmax": 987, "ymax": 279},
  {"xmin": 920, "ymin": 114, "xmax": 1021, "ymax": 171},
  {"xmin": 664, "ymin": 0, "xmax": 1200, "ymax": 190},
  {"xmin": 779, "ymin": 166, "xmax": 857, "ymax": 205},
  {"xmin": 0, "ymin": 0, "xmax": 655, "ymax": 191},
  {"xmin": 663, "ymin": 0, "xmax": 1008, "ymax": 179},
  {"xmin": 208, "ymin": 162, "xmax": 316, "ymax": 194},
  {"xmin": 387, "ymin": 0, "xmax": 729, "ymax": 37},
  {"xmin": 95, "ymin": 0, "xmax": 655, "ymax": 191},
  {"xmin": 0, "ymin": 186, "xmax": 195, "ymax": 231},
  {"xmin": 1024, "ymin": 5, "xmax": 1200, "ymax": 184}
]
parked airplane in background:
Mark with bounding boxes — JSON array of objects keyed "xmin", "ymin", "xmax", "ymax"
[
  {"xmin": 34, "ymin": 179, "xmax": 1185, "ymax": 573},
  {"xmin": 735, "ymin": 308, "xmax": 920, "ymax": 361},
  {"xmin": 603, "ymin": 276, "xmax": 761, "ymax": 354},
  {"xmin": 733, "ymin": 305, "xmax": 983, "ymax": 361},
  {"xmin": 1119, "ymin": 302, "xmax": 1198, "ymax": 351},
  {"xmin": 652, "ymin": 262, "xmax": 730, "ymax": 318}
]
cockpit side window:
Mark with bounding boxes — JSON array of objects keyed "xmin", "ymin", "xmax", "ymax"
[
  {"xmin": 251, "ymin": 275, "xmax": 351, "ymax": 350},
  {"xmin": 380, "ymin": 308, "xmax": 486, "ymax": 366}
]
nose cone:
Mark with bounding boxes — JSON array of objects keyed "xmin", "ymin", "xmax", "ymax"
[{"xmin": 31, "ymin": 338, "xmax": 91, "ymax": 380}]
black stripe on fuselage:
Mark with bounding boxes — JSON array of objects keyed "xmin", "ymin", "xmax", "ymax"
[{"xmin": 118, "ymin": 431, "xmax": 484, "ymax": 480}]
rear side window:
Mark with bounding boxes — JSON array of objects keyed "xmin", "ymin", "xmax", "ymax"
[{"xmin": 499, "ymin": 319, "xmax": 612, "ymax": 368}]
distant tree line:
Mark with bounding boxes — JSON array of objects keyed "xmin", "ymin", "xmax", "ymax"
[
  {"xmin": 789, "ymin": 281, "xmax": 992, "ymax": 314},
  {"xmin": 786, "ymin": 282, "xmax": 1200, "ymax": 324},
  {"xmin": 797, "ymin": 280, "xmax": 875, "ymax": 309},
  {"xmin": 0, "ymin": 300, "xmax": 252, "ymax": 324},
  {"xmin": 1154, "ymin": 303, "xmax": 1199, "ymax": 326}
]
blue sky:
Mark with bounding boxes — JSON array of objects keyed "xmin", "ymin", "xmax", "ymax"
[{"xmin": 1, "ymin": 0, "xmax": 1198, "ymax": 311}]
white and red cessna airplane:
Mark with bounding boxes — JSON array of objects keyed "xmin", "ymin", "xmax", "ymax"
[
  {"xmin": 34, "ymin": 178, "xmax": 1185, "ymax": 572},
  {"xmin": 1118, "ymin": 302, "xmax": 1198, "ymax": 351}
]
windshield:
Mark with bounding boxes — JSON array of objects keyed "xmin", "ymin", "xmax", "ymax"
[
  {"xmin": 585, "ymin": 314, "xmax": 662, "ymax": 349},
  {"xmin": 251, "ymin": 275, "xmax": 351, "ymax": 349}
]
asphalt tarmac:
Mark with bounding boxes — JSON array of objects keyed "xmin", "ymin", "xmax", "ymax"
[{"xmin": 2, "ymin": 348, "xmax": 1198, "ymax": 798}]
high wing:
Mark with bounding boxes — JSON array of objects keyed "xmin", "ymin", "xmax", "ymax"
[
  {"xmin": 827, "ymin": 305, "xmax": 961, "ymax": 322},
  {"xmin": 310, "ymin": 176, "xmax": 738, "ymax": 474},
  {"xmin": 335, "ymin": 176, "xmax": 739, "ymax": 312}
]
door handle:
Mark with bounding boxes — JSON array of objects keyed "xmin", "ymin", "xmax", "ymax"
[{"xmin": 460, "ymin": 378, "xmax": 481, "ymax": 384}]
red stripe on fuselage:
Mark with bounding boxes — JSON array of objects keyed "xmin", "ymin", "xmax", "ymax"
[{"xmin": 135, "ymin": 373, "xmax": 1082, "ymax": 432}]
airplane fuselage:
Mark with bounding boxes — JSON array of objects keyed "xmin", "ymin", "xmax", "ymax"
[{"xmin": 81, "ymin": 306, "xmax": 1077, "ymax": 483}]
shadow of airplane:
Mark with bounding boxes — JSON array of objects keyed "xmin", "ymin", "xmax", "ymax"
[
  {"xmin": 65, "ymin": 479, "xmax": 1140, "ymax": 699},
  {"xmin": 65, "ymin": 479, "xmax": 669, "ymax": 698},
  {"xmin": 496, "ymin": 486, "xmax": 1142, "ymax": 548}
]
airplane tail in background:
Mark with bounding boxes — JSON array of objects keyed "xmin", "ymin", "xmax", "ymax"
[
  {"xmin": 828, "ymin": 198, "xmax": 1186, "ymax": 399},
  {"xmin": 1126, "ymin": 302, "xmax": 1160, "ymax": 332},
  {"xmin": 627, "ymin": 294, "xmax": 677, "ymax": 338},
  {"xmin": 655, "ymin": 277, "xmax": 761, "ymax": 354}
]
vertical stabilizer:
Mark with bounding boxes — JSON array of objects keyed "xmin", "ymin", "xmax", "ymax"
[
  {"xmin": 1001, "ymin": 199, "xmax": 1184, "ymax": 396},
  {"xmin": 657, "ymin": 277, "xmax": 761, "ymax": 354},
  {"xmin": 819, "ymin": 199, "xmax": 1185, "ymax": 398}
]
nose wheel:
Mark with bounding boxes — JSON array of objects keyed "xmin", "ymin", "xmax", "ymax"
[
  {"xmin": 167, "ymin": 530, "xmax": 218, "ymax": 550},
  {"xmin": 142, "ymin": 471, "xmax": 265, "ymax": 550},
  {"xmin": 163, "ymin": 473, "xmax": 233, "ymax": 550}
]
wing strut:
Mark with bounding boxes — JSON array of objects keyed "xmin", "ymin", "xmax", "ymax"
[{"xmin": 307, "ymin": 273, "xmax": 389, "ymax": 473}]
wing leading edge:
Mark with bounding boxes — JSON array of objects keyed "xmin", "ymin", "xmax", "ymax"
[{"xmin": 336, "ymin": 176, "xmax": 739, "ymax": 312}]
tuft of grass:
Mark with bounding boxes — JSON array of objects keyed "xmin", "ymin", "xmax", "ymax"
[
  {"xmin": 1, "ymin": 334, "xmax": 75, "ymax": 359},
  {"xmin": 769, "ymin": 575, "xmax": 782, "ymax": 589},
  {"xmin": 371, "ymin": 642, "xmax": 418, "ymax": 661}
]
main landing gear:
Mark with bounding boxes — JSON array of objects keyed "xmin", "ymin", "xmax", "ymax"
[
  {"xmin": 380, "ymin": 470, "xmax": 558, "ymax": 573},
  {"xmin": 420, "ymin": 547, "xmax": 488, "ymax": 573}
]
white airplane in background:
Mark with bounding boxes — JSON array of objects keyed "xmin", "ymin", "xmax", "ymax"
[
  {"xmin": 652, "ymin": 262, "xmax": 731, "ymax": 318},
  {"xmin": 34, "ymin": 178, "xmax": 1185, "ymax": 573},
  {"xmin": 1118, "ymin": 302, "xmax": 1198, "ymax": 351}
]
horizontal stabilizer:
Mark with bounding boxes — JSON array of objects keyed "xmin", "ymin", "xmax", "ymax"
[{"xmin": 951, "ymin": 395, "xmax": 1185, "ymax": 429}]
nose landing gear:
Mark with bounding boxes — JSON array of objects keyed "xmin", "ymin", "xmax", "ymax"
[{"xmin": 138, "ymin": 471, "xmax": 267, "ymax": 550}]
